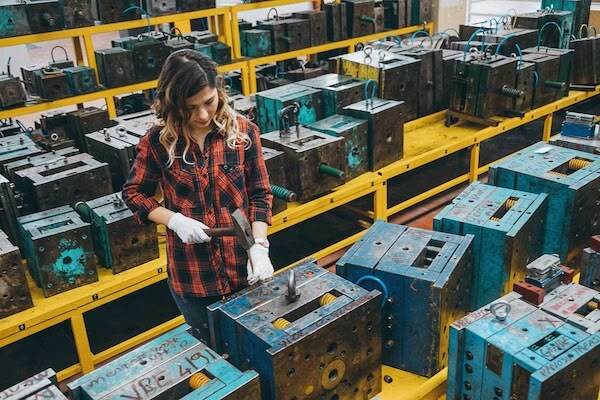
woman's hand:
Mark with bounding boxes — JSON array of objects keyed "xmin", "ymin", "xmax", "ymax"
[
  {"xmin": 167, "ymin": 213, "xmax": 211, "ymax": 244},
  {"xmin": 247, "ymin": 242, "xmax": 274, "ymax": 283}
]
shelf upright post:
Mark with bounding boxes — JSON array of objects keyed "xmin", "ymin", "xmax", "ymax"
[
  {"xmin": 374, "ymin": 180, "xmax": 388, "ymax": 221},
  {"xmin": 230, "ymin": 6, "xmax": 242, "ymax": 59},
  {"xmin": 469, "ymin": 142, "xmax": 481, "ymax": 182},
  {"xmin": 543, "ymin": 113, "xmax": 553, "ymax": 141},
  {"xmin": 70, "ymin": 312, "xmax": 95, "ymax": 374}
]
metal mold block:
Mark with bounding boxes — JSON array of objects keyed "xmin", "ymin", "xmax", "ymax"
[
  {"xmin": 85, "ymin": 126, "xmax": 139, "ymax": 191},
  {"xmin": 293, "ymin": 10, "xmax": 327, "ymax": 46},
  {"xmin": 3, "ymin": 146, "xmax": 80, "ymax": 187},
  {"xmin": 307, "ymin": 114, "xmax": 369, "ymax": 180},
  {"xmin": 207, "ymin": 261, "xmax": 383, "ymax": 400},
  {"xmin": 338, "ymin": 50, "xmax": 421, "ymax": 120},
  {"xmin": 447, "ymin": 292, "xmax": 600, "ymax": 400},
  {"xmin": 261, "ymin": 125, "xmax": 345, "ymax": 201},
  {"xmin": 0, "ymin": 74, "xmax": 27, "ymax": 109},
  {"xmin": 95, "ymin": 48, "xmax": 137, "ymax": 88},
  {"xmin": 61, "ymin": 0, "xmax": 94, "ymax": 28},
  {"xmin": 63, "ymin": 66, "xmax": 98, "ymax": 95},
  {"xmin": 24, "ymin": 0, "xmax": 62, "ymax": 33},
  {"xmin": 343, "ymin": 0, "xmax": 375, "ymax": 38},
  {"xmin": 323, "ymin": 2, "xmax": 348, "ymax": 42},
  {"xmin": 14, "ymin": 153, "xmax": 113, "ymax": 212},
  {"xmin": 74, "ymin": 193, "xmax": 158, "ymax": 274},
  {"xmin": 17, "ymin": 205, "xmax": 98, "ymax": 297},
  {"xmin": 434, "ymin": 182, "xmax": 548, "ymax": 309},
  {"xmin": 0, "ymin": 175, "xmax": 21, "ymax": 243},
  {"xmin": 33, "ymin": 68, "xmax": 70, "ymax": 101},
  {"xmin": 337, "ymin": 221, "xmax": 473, "ymax": 376},
  {"xmin": 0, "ymin": 229, "xmax": 33, "ymax": 319},
  {"xmin": 65, "ymin": 106, "xmax": 111, "ymax": 152},
  {"xmin": 96, "ymin": 0, "xmax": 140, "ymax": 23},
  {"xmin": 581, "ymin": 238, "xmax": 599, "ymax": 291},
  {"xmin": 68, "ymin": 324, "xmax": 261, "ymax": 400},
  {"xmin": 262, "ymin": 146, "xmax": 292, "ymax": 214},
  {"xmin": 488, "ymin": 142, "xmax": 600, "ymax": 267},
  {"xmin": 550, "ymin": 134, "xmax": 600, "ymax": 155},
  {"xmin": 147, "ymin": 0, "xmax": 176, "ymax": 15},
  {"xmin": 296, "ymin": 73, "xmax": 365, "ymax": 117},
  {"xmin": 523, "ymin": 46, "xmax": 574, "ymax": 99},
  {"xmin": 0, "ymin": 369, "xmax": 65, "ymax": 400},
  {"xmin": 0, "ymin": 1, "xmax": 31, "ymax": 38},
  {"xmin": 0, "ymin": 134, "xmax": 44, "ymax": 169},
  {"xmin": 343, "ymin": 97, "xmax": 404, "ymax": 170},
  {"xmin": 241, "ymin": 29, "xmax": 272, "ymax": 58},
  {"xmin": 255, "ymin": 83, "xmax": 324, "ymax": 133}
]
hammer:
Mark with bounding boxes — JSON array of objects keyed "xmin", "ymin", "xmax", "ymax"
[{"xmin": 205, "ymin": 209, "xmax": 258, "ymax": 279}]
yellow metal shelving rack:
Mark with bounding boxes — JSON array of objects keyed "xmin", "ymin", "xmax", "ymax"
[{"xmin": 2, "ymin": 4, "xmax": 599, "ymax": 399}]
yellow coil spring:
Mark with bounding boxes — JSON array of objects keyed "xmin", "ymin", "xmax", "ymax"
[
  {"xmin": 490, "ymin": 198, "xmax": 519, "ymax": 222},
  {"xmin": 189, "ymin": 372, "xmax": 211, "ymax": 389},
  {"xmin": 569, "ymin": 158, "xmax": 591, "ymax": 170},
  {"xmin": 320, "ymin": 293, "xmax": 337, "ymax": 307},
  {"xmin": 273, "ymin": 318, "xmax": 291, "ymax": 330},
  {"xmin": 588, "ymin": 301, "xmax": 599, "ymax": 311}
]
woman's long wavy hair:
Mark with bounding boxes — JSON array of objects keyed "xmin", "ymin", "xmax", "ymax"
[{"xmin": 153, "ymin": 49, "xmax": 250, "ymax": 166}]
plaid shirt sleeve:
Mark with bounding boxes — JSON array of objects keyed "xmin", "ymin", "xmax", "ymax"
[
  {"xmin": 243, "ymin": 119, "xmax": 273, "ymax": 225},
  {"xmin": 122, "ymin": 131, "xmax": 162, "ymax": 225}
]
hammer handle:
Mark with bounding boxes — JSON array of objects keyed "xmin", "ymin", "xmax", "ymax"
[{"xmin": 205, "ymin": 227, "xmax": 236, "ymax": 237}]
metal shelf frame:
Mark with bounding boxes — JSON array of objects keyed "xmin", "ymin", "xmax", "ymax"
[{"xmin": 0, "ymin": 86, "xmax": 597, "ymax": 398}]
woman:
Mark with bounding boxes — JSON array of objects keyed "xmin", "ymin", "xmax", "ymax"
[{"xmin": 122, "ymin": 49, "xmax": 274, "ymax": 343}]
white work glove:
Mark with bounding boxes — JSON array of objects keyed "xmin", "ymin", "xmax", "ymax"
[
  {"xmin": 167, "ymin": 213, "xmax": 211, "ymax": 244},
  {"xmin": 247, "ymin": 242, "xmax": 274, "ymax": 284}
]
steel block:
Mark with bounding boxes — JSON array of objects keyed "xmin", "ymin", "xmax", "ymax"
[
  {"xmin": 0, "ymin": 134, "xmax": 43, "ymax": 169},
  {"xmin": 95, "ymin": 48, "xmax": 137, "ymax": 88},
  {"xmin": 449, "ymin": 54, "xmax": 519, "ymax": 119},
  {"xmin": 114, "ymin": 36, "xmax": 168, "ymax": 82},
  {"xmin": 60, "ymin": 0, "xmax": 93, "ymax": 28},
  {"xmin": 262, "ymin": 146, "xmax": 291, "ymax": 214},
  {"xmin": 96, "ymin": 0, "xmax": 140, "ymax": 23},
  {"xmin": 523, "ymin": 46, "xmax": 574, "ymax": 99},
  {"xmin": 210, "ymin": 41, "xmax": 231, "ymax": 65},
  {"xmin": 447, "ymin": 292, "xmax": 600, "ymax": 400},
  {"xmin": 85, "ymin": 126, "xmax": 139, "ymax": 191},
  {"xmin": 343, "ymin": 97, "xmax": 404, "ymax": 170},
  {"xmin": 296, "ymin": 73, "xmax": 365, "ymax": 117},
  {"xmin": 146, "ymin": 0, "xmax": 176, "ymax": 15},
  {"xmin": 395, "ymin": 47, "xmax": 443, "ymax": 115},
  {"xmin": 0, "ymin": 1, "xmax": 30, "ymax": 38},
  {"xmin": 3, "ymin": 146, "xmax": 80, "ymax": 187},
  {"xmin": 337, "ymin": 222, "xmax": 473, "ymax": 376},
  {"xmin": 33, "ymin": 68, "xmax": 70, "ymax": 101},
  {"xmin": 0, "ymin": 369, "xmax": 64, "ymax": 400},
  {"xmin": 581, "ymin": 238, "xmax": 600, "ymax": 291},
  {"xmin": 338, "ymin": 50, "xmax": 420, "ymax": 120},
  {"xmin": 0, "ymin": 229, "xmax": 33, "ymax": 319},
  {"xmin": 323, "ymin": 2, "xmax": 347, "ymax": 42},
  {"xmin": 207, "ymin": 261, "xmax": 383, "ymax": 400},
  {"xmin": 14, "ymin": 153, "xmax": 113, "ymax": 212},
  {"xmin": 255, "ymin": 83, "xmax": 323, "ymax": 133},
  {"xmin": 570, "ymin": 35, "xmax": 600, "ymax": 86},
  {"xmin": 17, "ymin": 205, "xmax": 98, "ymax": 297},
  {"xmin": 75, "ymin": 193, "xmax": 158, "ymax": 274},
  {"xmin": 489, "ymin": 142, "xmax": 600, "ymax": 267},
  {"xmin": 550, "ymin": 134, "xmax": 600, "ymax": 155},
  {"xmin": 65, "ymin": 106, "xmax": 111, "ymax": 152},
  {"xmin": 344, "ymin": 0, "xmax": 375, "ymax": 38},
  {"xmin": 434, "ymin": 182, "xmax": 548, "ymax": 309},
  {"xmin": 63, "ymin": 66, "xmax": 98, "ymax": 95},
  {"xmin": 0, "ymin": 74, "xmax": 27, "ymax": 108},
  {"xmin": 261, "ymin": 126, "xmax": 345, "ymax": 201},
  {"xmin": 293, "ymin": 10, "xmax": 327, "ymax": 46},
  {"xmin": 382, "ymin": 0, "xmax": 406, "ymax": 29},
  {"xmin": 241, "ymin": 29, "xmax": 272, "ymax": 58},
  {"xmin": 25, "ymin": 0, "xmax": 62, "ymax": 33},
  {"xmin": 307, "ymin": 114, "xmax": 368, "ymax": 180}
]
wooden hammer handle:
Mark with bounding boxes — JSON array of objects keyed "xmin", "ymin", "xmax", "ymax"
[{"xmin": 205, "ymin": 227, "xmax": 236, "ymax": 237}]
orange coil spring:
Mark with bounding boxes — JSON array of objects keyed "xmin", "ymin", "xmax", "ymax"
[
  {"xmin": 320, "ymin": 293, "xmax": 337, "ymax": 307},
  {"xmin": 189, "ymin": 372, "xmax": 211, "ymax": 389},
  {"xmin": 273, "ymin": 318, "xmax": 291, "ymax": 330},
  {"xmin": 569, "ymin": 158, "xmax": 591, "ymax": 170},
  {"xmin": 490, "ymin": 198, "xmax": 519, "ymax": 222}
]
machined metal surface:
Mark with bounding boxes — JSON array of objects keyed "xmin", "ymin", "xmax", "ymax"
[
  {"xmin": 17, "ymin": 205, "xmax": 98, "ymax": 297},
  {"xmin": 95, "ymin": 48, "xmax": 137, "ymax": 88},
  {"xmin": 261, "ymin": 125, "xmax": 345, "ymax": 201},
  {"xmin": 296, "ymin": 73, "xmax": 366, "ymax": 117},
  {"xmin": 85, "ymin": 126, "xmax": 139, "ymax": 191},
  {"xmin": 0, "ymin": 229, "xmax": 33, "ymax": 319},
  {"xmin": 75, "ymin": 193, "xmax": 159, "ymax": 274},
  {"xmin": 488, "ymin": 142, "xmax": 600, "ymax": 267},
  {"xmin": 207, "ymin": 261, "xmax": 383, "ymax": 400},
  {"xmin": 14, "ymin": 152, "xmax": 113, "ymax": 212},
  {"xmin": 337, "ymin": 221, "xmax": 473, "ymax": 376},
  {"xmin": 343, "ymin": 97, "xmax": 404, "ymax": 170},
  {"xmin": 68, "ymin": 324, "xmax": 260, "ymax": 400},
  {"xmin": 448, "ymin": 291, "xmax": 600, "ymax": 400},
  {"xmin": 434, "ymin": 182, "xmax": 548, "ymax": 310},
  {"xmin": 337, "ymin": 49, "xmax": 420, "ymax": 120},
  {"xmin": 307, "ymin": 114, "xmax": 369, "ymax": 180}
]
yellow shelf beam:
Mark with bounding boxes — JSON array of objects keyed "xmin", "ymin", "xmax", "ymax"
[
  {"xmin": 0, "ymin": 8, "xmax": 230, "ymax": 48},
  {"xmin": 0, "ymin": 61, "xmax": 246, "ymax": 120}
]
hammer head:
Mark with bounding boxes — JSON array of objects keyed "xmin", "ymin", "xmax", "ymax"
[{"xmin": 232, "ymin": 209, "xmax": 255, "ymax": 250}]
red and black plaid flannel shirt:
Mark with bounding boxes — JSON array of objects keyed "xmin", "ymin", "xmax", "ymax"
[{"xmin": 122, "ymin": 116, "xmax": 273, "ymax": 298}]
